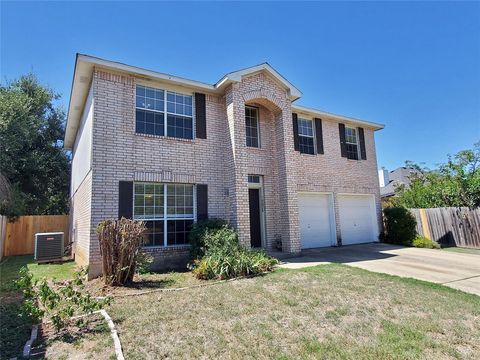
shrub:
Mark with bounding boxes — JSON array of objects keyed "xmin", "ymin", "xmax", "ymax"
[
  {"xmin": 192, "ymin": 248, "xmax": 278, "ymax": 280},
  {"xmin": 96, "ymin": 218, "xmax": 146, "ymax": 286},
  {"xmin": 15, "ymin": 267, "xmax": 111, "ymax": 331},
  {"xmin": 135, "ymin": 251, "xmax": 154, "ymax": 275},
  {"xmin": 188, "ymin": 218, "xmax": 229, "ymax": 259},
  {"xmin": 382, "ymin": 207, "xmax": 417, "ymax": 246},
  {"xmin": 190, "ymin": 222, "xmax": 278, "ymax": 280},
  {"xmin": 412, "ymin": 235, "xmax": 440, "ymax": 249}
]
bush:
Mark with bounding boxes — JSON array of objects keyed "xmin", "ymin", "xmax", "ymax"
[
  {"xmin": 190, "ymin": 221, "xmax": 278, "ymax": 280},
  {"xmin": 96, "ymin": 218, "xmax": 146, "ymax": 286},
  {"xmin": 412, "ymin": 236, "xmax": 440, "ymax": 249},
  {"xmin": 193, "ymin": 248, "xmax": 278, "ymax": 280},
  {"xmin": 188, "ymin": 218, "xmax": 229, "ymax": 259},
  {"xmin": 15, "ymin": 267, "xmax": 111, "ymax": 331},
  {"xmin": 382, "ymin": 207, "xmax": 417, "ymax": 246}
]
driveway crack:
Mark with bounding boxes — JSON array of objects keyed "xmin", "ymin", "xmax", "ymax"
[{"xmin": 441, "ymin": 274, "xmax": 480, "ymax": 285}]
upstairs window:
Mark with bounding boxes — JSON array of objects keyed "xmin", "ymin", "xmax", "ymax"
[
  {"xmin": 345, "ymin": 126, "xmax": 359, "ymax": 160},
  {"xmin": 245, "ymin": 106, "xmax": 260, "ymax": 148},
  {"xmin": 135, "ymin": 85, "xmax": 193, "ymax": 140},
  {"xmin": 136, "ymin": 86, "xmax": 165, "ymax": 136},
  {"xmin": 298, "ymin": 118, "xmax": 315, "ymax": 155}
]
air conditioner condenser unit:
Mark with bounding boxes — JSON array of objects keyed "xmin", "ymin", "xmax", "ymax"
[{"xmin": 34, "ymin": 232, "xmax": 64, "ymax": 262}]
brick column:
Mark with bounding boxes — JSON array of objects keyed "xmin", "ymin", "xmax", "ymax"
[
  {"xmin": 225, "ymin": 86, "xmax": 251, "ymax": 247},
  {"xmin": 273, "ymin": 108, "xmax": 300, "ymax": 254}
]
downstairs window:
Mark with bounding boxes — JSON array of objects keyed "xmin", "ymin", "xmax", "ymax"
[{"xmin": 133, "ymin": 182, "xmax": 194, "ymax": 246}]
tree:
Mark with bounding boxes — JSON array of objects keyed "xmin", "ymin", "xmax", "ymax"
[
  {"xmin": 0, "ymin": 74, "xmax": 70, "ymax": 217},
  {"xmin": 393, "ymin": 142, "xmax": 480, "ymax": 208}
]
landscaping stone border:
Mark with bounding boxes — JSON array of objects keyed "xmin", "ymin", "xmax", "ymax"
[
  {"xmin": 22, "ymin": 324, "xmax": 38, "ymax": 358},
  {"xmin": 96, "ymin": 272, "xmax": 270, "ymax": 299}
]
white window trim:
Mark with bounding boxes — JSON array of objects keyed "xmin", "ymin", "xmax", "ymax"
[
  {"xmin": 345, "ymin": 126, "xmax": 360, "ymax": 159},
  {"xmin": 298, "ymin": 117, "xmax": 316, "ymax": 154},
  {"xmin": 245, "ymin": 105, "xmax": 261, "ymax": 148},
  {"xmin": 135, "ymin": 84, "xmax": 195, "ymax": 140},
  {"xmin": 133, "ymin": 182, "xmax": 197, "ymax": 248}
]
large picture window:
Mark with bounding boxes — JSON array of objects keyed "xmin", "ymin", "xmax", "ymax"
[
  {"xmin": 133, "ymin": 182, "xmax": 195, "ymax": 246},
  {"xmin": 298, "ymin": 118, "xmax": 315, "ymax": 155},
  {"xmin": 136, "ymin": 85, "xmax": 193, "ymax": 140},
  {"xmin": 345, "ymin": 126, "xmax": 359, "ymax": 160}
]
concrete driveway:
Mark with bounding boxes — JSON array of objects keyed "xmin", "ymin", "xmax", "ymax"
[{"xmin": 280, "ymin": 243, "xmax": 480, "ymax": 295}]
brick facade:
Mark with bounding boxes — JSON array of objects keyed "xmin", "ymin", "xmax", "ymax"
[{"xmin": 70, "ymin": 64, "xmax": 382, "ymax": 278}]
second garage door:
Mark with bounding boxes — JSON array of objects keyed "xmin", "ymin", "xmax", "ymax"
[
  {"xmin": 298, "ymin": 193, "xmax": 336, "ymax": 249},
  {"xmin": 338, "ymin": 194, "xmax": 378, "ymax": 245}
]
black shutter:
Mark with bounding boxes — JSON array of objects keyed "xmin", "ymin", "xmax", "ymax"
[
  {"xmin": 358, "ymin": 127, "xmax": 367, "ymax": 160},
  {"xmin": 292, "ymin": 113, "xmax": 299, "ymax": 151},
  {"xmin": 314, "ymin": 118, "xmax": 324, "ymax": 155},
  {"xmin": 118, "ymin": 181, "xmax": 133, "ymax": 219},
  {"xmin": 195, "ymin": 93, "xmax": 206, "ymax": 139},
  {"xmin": 339, "ymin": 123, "xmax": 347, "ymax": 158},
  {"xmin": 196, "ymin": 184, "xmax": 208, "ymax": 221}
]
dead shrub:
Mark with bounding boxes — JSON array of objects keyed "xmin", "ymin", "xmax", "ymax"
[{"xmin": 96, "ymin": 218, "xmax": 146, "ymax": 286}]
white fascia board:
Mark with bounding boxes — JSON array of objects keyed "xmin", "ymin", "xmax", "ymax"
[
  {"xmin": 215, "ymin": 63, "xmax": 303, "ymax": 100},
  {"xmin": 65, "ymin": 56, "xmax": 94, "ymax": 149},
  {"xmin": 65, "ymin": 54, "xmax": 220, "ymax": 149},
  {"xmin": 292, "ymin": 104, "xmax": 385, "ymax": 131}
]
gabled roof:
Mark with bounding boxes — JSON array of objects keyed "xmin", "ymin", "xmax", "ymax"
[
  {"xmin": 64, "ymin": 54, "xmax": 383, "ymax": 149},
  {"xmin": 215, "ymin": 63, "xmax": 302, "ymax": 100}
]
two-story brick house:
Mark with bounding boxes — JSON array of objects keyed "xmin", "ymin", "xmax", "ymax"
[{"xmin": 65, "ymin": 54, "xmax": 384, "ymax": 278}]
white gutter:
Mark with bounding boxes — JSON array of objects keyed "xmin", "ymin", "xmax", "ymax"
[{"xmin": 292, "ymin": 104, "xmax": 385, "ymax": 130}]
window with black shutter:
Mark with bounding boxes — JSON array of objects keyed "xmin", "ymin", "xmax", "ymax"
[
  {"xmin": 131, "ymin": 182, "xmax": 195, "ymax": 246},
  {"xmin": 339, "ymin": 124, "xmax": 364, "ymax": 160}
]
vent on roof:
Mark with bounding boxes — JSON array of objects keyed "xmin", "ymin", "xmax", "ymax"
[{"xmin": 34, "ymin": 232, "xmax": 64, "ymax": 262}]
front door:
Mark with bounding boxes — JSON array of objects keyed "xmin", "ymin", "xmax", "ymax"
[{"xmin": 248, "ymin": 188, "xmax": 262, "ymax": 248}]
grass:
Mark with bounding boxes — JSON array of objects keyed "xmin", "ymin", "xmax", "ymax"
[
  {"xmin": 0, "ymin": 255, "xmax": 77, "ymax": 292},
  {"xmin": 86, "ymin": 270, "xmax": 215, "ymax": 297},
  {"xmin": 442, "ymin": 247, "xmax": 480, "ymax": 255},
  {"xmin": 107, "ymin": 264, "xmax": 480, "ymax": 359},
  {"xmin": 36, "ymin": 313, "xmax": 115, "ymax": 360},
  {"xmin": 0, "ymin": 255, "xmax": 76, "ymax": 360}
]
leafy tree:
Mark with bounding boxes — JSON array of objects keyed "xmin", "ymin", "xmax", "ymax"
[
  {"xmin": 393, "ymin": 142, "xmax": 480, "ymax": 208},
  {"xmin": 0, "ymin": 74, "xmax": 70, "ymax": 216}
]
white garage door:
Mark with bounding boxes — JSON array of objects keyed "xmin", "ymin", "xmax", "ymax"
[
  {"xmin": 298, "ymin": 193, "xmax": 335, "ymax": 249},
  {"xmin": 338, "ymin": 194, "xmax": 378, "ymax": 245}
]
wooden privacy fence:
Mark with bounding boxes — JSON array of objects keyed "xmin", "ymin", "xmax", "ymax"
[
  {"xmin": 3, "ymin": 215, "xmax": 69, "ymax": 257},
  {"xmin": 410, "ymin": 207, "xmax": 480, "ymax": 249}
]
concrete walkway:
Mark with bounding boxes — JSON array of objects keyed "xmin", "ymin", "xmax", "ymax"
[{"xmin": 280, "ymin": 243, "xmax": 480, "ymax": 295}]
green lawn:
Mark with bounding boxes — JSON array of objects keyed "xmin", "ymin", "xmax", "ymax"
[
  {"xmin": 0, "ymin": 255, "xmax": 77, "ymax": 360},
  {"xmin": 108, "ymin": 264, "xmax": 480, "ymax": 359},
  {"xmin": 442, "ymin": 247, "xmax": 480, "ymax": 256},
  {"xmin": 0, "ymin": 255, "xmax": 76, "ymax": 292}
]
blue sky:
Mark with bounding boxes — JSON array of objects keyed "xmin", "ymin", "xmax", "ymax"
[{"xmin": 1, "ymin": 1, "xmax": 479, "ymax": 170}]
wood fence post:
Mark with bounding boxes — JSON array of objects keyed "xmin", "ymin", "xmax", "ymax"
[{"xmin": 419, "ymin": 208, "xmax": 432, "ymax": 240}]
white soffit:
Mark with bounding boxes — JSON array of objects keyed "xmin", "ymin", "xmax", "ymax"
[
  {"xmin": 292, "ymin": 104, "xmax": 385, "ymax": 131},
  {"xmin": 65, "ymin": 54, "xmax": 383, "ymax": 149},
  {"xmin": 215, "ymin": 63, "xmax": 303, "ymax": 100}
]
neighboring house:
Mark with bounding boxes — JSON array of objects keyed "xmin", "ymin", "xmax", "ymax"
[
  {"xmin": 379, "ymin": 167, "xmax": 419, "ymax": 198},
  {"xmin": 66, "ymin": 54, "xmax": 385, "ymax": 278}
]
